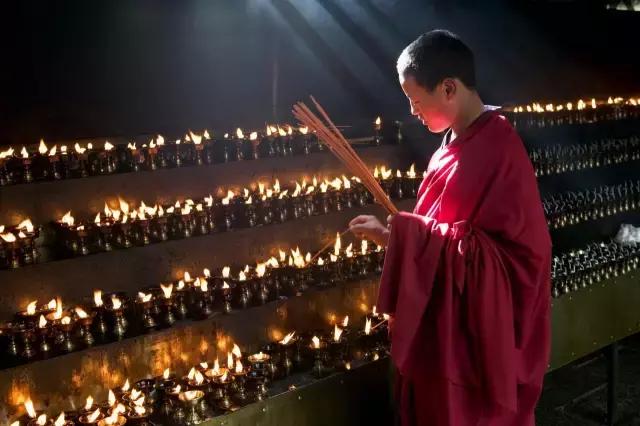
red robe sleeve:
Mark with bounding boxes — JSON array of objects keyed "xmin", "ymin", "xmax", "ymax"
[{"xmin": 379, "ymin": 213, "xmax": 517, "ymax": 412}]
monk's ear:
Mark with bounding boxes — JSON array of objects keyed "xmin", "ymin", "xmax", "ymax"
[{"xmin": 442, "ymin": 78, "xmax": 456, "ymax": 100}]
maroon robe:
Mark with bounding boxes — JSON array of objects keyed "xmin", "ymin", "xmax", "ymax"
[{"xmin": 378, "ymin": 111, "xmax": 551, "ymax": 426}]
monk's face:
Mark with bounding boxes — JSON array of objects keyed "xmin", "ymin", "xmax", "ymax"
[{"xmin": 400, "ymin": 74, "xmax": 457, "ymax": 134}]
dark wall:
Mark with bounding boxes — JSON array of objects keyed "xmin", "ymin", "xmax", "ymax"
[{"xmin": 1, "ymin": 0, "xmax": 639, "ymax": 145}]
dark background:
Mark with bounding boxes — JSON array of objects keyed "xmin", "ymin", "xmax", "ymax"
[{"xmin": 1, "ymin": 0, "xmax": 638, "ymax": 145}]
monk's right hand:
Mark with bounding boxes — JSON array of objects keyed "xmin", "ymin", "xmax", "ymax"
[{"xmin": 349, "ymin": 215, "xmax": 390, "ymax": 247}]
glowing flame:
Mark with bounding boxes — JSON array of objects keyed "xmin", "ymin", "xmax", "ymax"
[
  {"xmin": 0, "ymin": 147, "xmax": 15, "ymax": 159},
  {"xmin": 222, "ymin": 281, "xmax": 230, "ymax": 290},
  {"xmin": 25, "ymin": 399, "xmax": 37, "ymax": 418},
  {"xmin": 49, "ymin": 145, "xmax": 57, "ymax": 156},
  {"xmin": 221, "ymin": 190, "xmax": 235, "ymax": 205},
  {"xmin": 278, "ymin": 126, "xmax": 287, "ymax": 137},
  {"xmin": 372, "ymin": 305, "xmax": 377, "ymax": 316},
  {"xmin": 1, "ymin": 232, "xmax": 17, "ymax": 243},
  {"xmin": 130, "ymin": 388, "xmax": 141, "ymax": 401},
  {"xmin": 133, "ymin": 406, "xmax": 146, "ymax": 416},
  {"xmin": 59, "ymin": 211, "xmax": 74, "ymax": 226},
  {"xmin": 75, "ymin": 307, "xmax": 88, "ymax": 319},
  {"xmin": 317, "ymin": 257, "xmax": 325, "ymax": 266},
  {"xmin": 250, "ymin": 131, "xmax": 258, "ymax": 141},
  {"xmin": 194, "ymin": 370, "xmax": 204, "ymax": 385},
  {"xmin": 227, "ymin": 352, "xmax": 234, "ymax": 370},
  {"xmin": 220, "ymin": 370, "xmax": 229, "ymax": 382},
  {"xmin": 161, "ymin": 283, "xmax": 173, "ymax": 299},
  {"xmin": 360, "ymin": 239, "xmax": 369, "ymax": 255},
  {"xmin": 184, "ymin": 271, "xmax": 193, "ymax": 282},
  {"xmin": 232, "ymin": 344, "xmax": 242, "ymax": 359},
  {"xmin": 87, "ymin": 408, "xmax": 101, "ymax": 423},
  {"xmin": 54, "ymin": 412, "xmax": 66, "ymax": 426},
  {"xmin": 38, "ymin": 315, "xmax": 47, "ymax": 328},
  {"xmin": 212, "ymin": 358, "xmax": 221, "ymax": 375},
  {"xmin": 94, "ymin": 290, "xmax": 103, "ymax": 307},
  {"xmin": 375, "ymin": 116, "xmax": 382, "ymax": 126},
  {"xmin": 17, "ymin": 219, "xmax": 34, "ymax": 233},
  {"xmin": 85, "ymin": 395, "xmax": 94, "ymax": 410},
  {"xmin": 333, "ymin": 324, "xmax": 343, "ymax": 342},
  {"xmin": 38, "ymin": 140, "xmax": 48, "ymax": 155},
  {"xmin": 334, "ymin": 232, "xmax": 342, "ymax": 256},
  {"xmin": 340, "ymin": 315, "xmax": 349, "ymax": 328},
  {"xmin": 36, "ymin": 414, "xmax": 47, "ymax": 426},
  {"xmin": 189, "ymin": 131, "xmax": 202, "ymax": 145},
  {"xmin": 236, "ymin": 128, "xmax": 245, "ymax": 139},
  {"xmin": 137, "ymin": 292, "xmax": 152, "ymax": 303},
  {"xmin": 53, "ymin": 297, "xmax": 63, "ymax": 320},
  {"xmin": 118, "ymin": 198, "xmax": 129, "ymax": 215},
  {"xmin": 177, "ymin": 280, "xmax": 185, "ymax": 290},
  {"xmin": 235, "ymin": 358, "xmax": 244, "ymax": 374},
  {"xmin": 256, "ymin": 263, "xmax": 266, "ymax": 277},
  {"xmin": 299, "ymin": 126, "xmax": 309, "ymax": 135},
  {"xmin": 204, "ymin": 129, "xmax": 211, "ymax": 139},
  {"xmin": 111, "ymin": 296, "xmax": 122, "ymax": 310},
  {"xmin": 26, "ymin": 300, "xmax": 38, "ymax": 315},
  {"xmin": 221, "ymin": 266, "xmax": 231, "ymax": 279},
  {"xmin": 200, "ymin": 279, "xmax": 208, "ymax": 292},
  {"xmin": 311, "ymin": 336, "xmax": 321, "ymax": 349},
  {"xmin": 21, "ymin": 147, "xmax": 29, "ymax": 158},
  {"xmin": 280, "ymin": 331, "xmax": 295, "ymax": 345},
  {"xmin": 364, "ymin": 318, "xmax": 372, "ymax": 335},
  {"xmin": 108, "ymin": 389, "xmax": 116, "ymax": 407},
  {"xmin": 61, "ymin": 316, "xmax": 71, "ymax": 325}
]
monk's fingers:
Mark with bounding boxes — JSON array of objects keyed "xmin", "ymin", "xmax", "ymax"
[
  {"xmin": 386, "ymin": 214, "xmax": 396, "ymax": 225},
  {"xmin": 348, "ymin": 215, "xmax": 372, "ymax": 227}
]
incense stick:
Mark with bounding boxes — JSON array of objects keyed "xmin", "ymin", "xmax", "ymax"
[{"xmin": 292, "ymin": 97, "xmax": 398, "ymax": 215}]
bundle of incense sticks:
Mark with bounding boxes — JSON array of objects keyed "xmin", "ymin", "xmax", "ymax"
[{"xmin": 292, "ymin": 96, "xmax": 399, "ymax": 216}]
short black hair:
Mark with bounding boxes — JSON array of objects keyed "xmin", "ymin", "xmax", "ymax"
[{"xmin": 397, "ymin": 29, "xmax": 476, "ymax": 91}]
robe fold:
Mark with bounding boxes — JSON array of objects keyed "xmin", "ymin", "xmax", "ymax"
[{"xmin": 378, "ymin": 111, "xmax": 551, "ymax": 426}]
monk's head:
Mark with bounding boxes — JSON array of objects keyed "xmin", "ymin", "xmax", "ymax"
[{"xmin": 397, "ymin": 30, "xmax": 476, "ymax": 133}]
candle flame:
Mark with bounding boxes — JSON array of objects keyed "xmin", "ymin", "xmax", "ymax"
[
  {"xmin": 161, "ymin": 283, "xmax": 173, "ymax": 299},
  {"xmin": 25, "ymin": 399, "xmax": 36, "ymax": 418},
  {"xmin": 118, "ymin": 198, "xmax": 129, "ymax": 215},
  {"xmin": 280, "ymin": 331, "xmax": 295, "ymax": 345},
  {"xmin": 194, "ymin": 370, "xmax": 204, "ymax": 385},
  {"xmin": 85, "ymin": 395, "xmax": 94, "ymax": 410},
  {"xmin": 53, "ymin": 297, "xmax": 63, "ymax": 320},
  {"xmin": 227, "ymin": 351, "xmax": 234, "ymax": 370},
  {"xmin": 75, "ymin": 307, "xmax": 88, "ymax": 319},
  {"xmin": 36, "ymin": 414, "xmax": 47, "ymax": 426},
  {"xmin": 220, "ymin": 370, "xmax": 229, "ymax": 382},
  {"xmin": 278, "ymin": 126, "xmax": 287, "ymax": 137},
  {"xmin": 312, "ymin": 336, "xmax": 321, "ymax": 349},
  {"xmin": 222, "ymin": 266, "xmax": 231, "ymax": 279},
  {"xmin": 49, "ymin": 145, "xmax": 57, "ymax": 156},
  {"xmin": 133, "ymin": 406, "xmax": 146, "ymax": 416},
  {"xmin": 39, "ymin": 315, "xmax": 47, "ymax": 328},
  {"xmin": 38, "ymin": 140, "xmax": 48, "ymax": 155},
  {"xmin": 334, "ymin": 232, "xmax": 342, "ymax": 256},
  {"xmin": 188, "ymin": 367, "xmax": 196, "ymax": 380},
  {"xmin": 104, "ymin": 141, "xmax": 114, "ymax": 151},
  {"xmin": 137, "ymin": 292, "xmax": 152, "ymax": 303},
  {"xmin": 317, "ymin": 257, "xmax": 325, "ymax": 266},
  {"xmin": 372, "ymin": 305, "xmax": 377, "ymax": 316},
  {"xmin": 130, "ymin": 388, "xmax": 141, "ymax": 401},
  {"xmin": 93, "ymin": 290, "xmax": 103, "ymax": 307},
  {"xmin": 364, "ymin": 318, "xmax": 372, "ymax": 335},
  {"xmin": 342, "ymin": 315, "xmax": 349, "ymax": 328},
  {"xmin": 236, "ymin": 128, "xmax": 244, "ymax": 139},
  {"xmin": 61, "ymin": 316, "xmax": 71, "ymax": 325},
  {"xmin": 256, "ymin": 263, "xmax": 266, "ymax": 277},
  {"xmin": 232, "ymin": 343, "xmax": 242, "ymax": 358},
  {"xmin": 299, "ymin": 125, "xmax": 309, "ymax": 135},
  {"xmin": 54, "ymin": 412, "xmax": 66, "ymax": 426},
  {"xmin": 177, "ymin": 280, "xmax": 185, "ymax": 290},
  {"xmin": 0, "ymin": 147, "xmax": 14, "ymax": 159},
  {"xmin": 334, "ymin": 324, "xmax": 343, "ymax": 342},
  {"xmin": 111, "ymin": 296, "xmax": 122, "ymax": 310},
  {"xmin": 0, "ymin": 232, "xmax": 16, "ymax": 243},
  {"xmin": 375, "ymin": 116, "xmax": 382, "ymax": 126},
  {"xmin": 20, "ymin": 146, "xmax": 29, "ymax": 158},
  {"xmin": 47, "ymin": 298, "xmax": 57, "ymax": 310},
  {"xmin": 26, "ymin": 300, "xmax": 38, "ymax": 315},
  {"xmin": 189, "ymin": 131, "xmax": 202, "ymax": 145},
  {"xmin": 87, "ymin": 408, "xmax": 101, "ymax": 423},
  {"xmin": 213, "ymin": 358, "xmax": 221, "ymax": 375},
  {"xmin": 200, "ymin": 279, "xmax": 208, "ymax": 292},
  {"xmin": 250, "ymin": 131, "xmax": 258, "ymax": 141},
  {"xmin": 133, "ymin": 394, "xmax": 145, "ymax": 407},
  {"xmin": 330, "ymin": 253, "xmax": 338, "ymax": 262},
  {"xmin": 108, "ymin": 389, "xmax": 116, "ymax": 406},
  {"xmin": 204, "ymin": 129, "xmax": 211, "ymax": 139},
  {"xmin": 233, "ymin": 358, "xmax": 243, "ymax": 374},
  {"xmin": 17, "ymin": 219, "xmax": 34, "ymax": 233}
]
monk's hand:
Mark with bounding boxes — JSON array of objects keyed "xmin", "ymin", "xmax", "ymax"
[{"xmin": 349, "ymin": 215, "xmax": 390, "ymax": 246}]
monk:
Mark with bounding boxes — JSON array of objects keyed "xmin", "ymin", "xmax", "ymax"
[{"xmin": 349, "ymin": 30, "xmax": 551, "ymax": 426}]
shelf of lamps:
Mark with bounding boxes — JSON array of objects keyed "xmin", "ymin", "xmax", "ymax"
[
  {"xmin": 4, "ymin": 306, "xmax": 389, "ymax": 426},
  {"xmin": 0, "ymin": 115, "xmax": 401, "ymax": 188},
  {"xmin": 506, "ymin": 96, "xmax": 640, "ymax": 129},
  {"xmin": 0, "ymin": 269, "xmax": 385, "ymax": 423},
  {"xmin": 0, "ymin": 222, "xmax": 390, "ymax": 369},
  {"xmin": 551, "ymin": 239, "xmax": 640, "ymax": 298},
  {"xmin": 543, "ymin": 179, "xmax": 640, "ymax": 229},
  {"xmin": 529, "ymin": 135, "xmax": 640, "ymax": 177},
  {"xmin": 0, "ymin": 165, "xmax": 420, "ymax": 269}
]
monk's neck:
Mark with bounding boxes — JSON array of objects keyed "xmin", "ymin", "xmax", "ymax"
[{"xmin": 449, "ymin": 93, "xmax": 485, "ymax": 141}]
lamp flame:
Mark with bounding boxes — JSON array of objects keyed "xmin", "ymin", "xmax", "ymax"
[
  {"xmin": 334, "ymin": 232, "xmax": 342, "ymax": 256},
  {"xmin": 364, "ymin": 318, "xmax": 372, "ymax": 335},
  {"xmin": 87, "ymin": 408, "xmax": 101, "ymax": 423},
  {"xmin": 232, "ymin": 343, "xmax": 242, "ymax": 359},
  {"xmin": 26, "ymin": 300, "xmax": 37, "ymax": 315},
  {"xmin": 161, "ymin": 283, "xmax": 173, "ymax": 299},
  {"xmin": 94, "ymin": 290, "xmax": 103, "ymax": 307},
  {"xmin": 312, "ymin": 336, "xmax": 321, "ymax": 349},
  {"xmin": 25, "ymin": 399, "xmax": 36, "ymax": 418},
  {"xmin": 85, "ymin": 395, "xmax": 94, "ymax": 410},
  {"xmin": 75, "ymin": 307, "xmax": 88, "ymax": 319},
  {"xmin": 38, "ymin": 140, "xmax": 48, "ymax": 155},
  {"xmin": 111, "ymin": 296, "xmax": 122, "ymax": 310},
  {"xmin": 108, "ymin": 389, "xmax": 116, "ymax": 407},
  {"xmin": 39, "ymin": 315, "xmax": 47, "ymax": 328},
  {"xmin": 342, "ymin": 315, "xmax": 349, "ymax": 328},
  {"xmin": 36, "ymin": 414, "xmax": 47, "ymax": 426},
  {"xmin": 333, "ymin": 324, "xmax": 343, "ymax": 342},
  {"xmin": 54, "ymin": 412, "xmax": 66, "ymax": 426}
]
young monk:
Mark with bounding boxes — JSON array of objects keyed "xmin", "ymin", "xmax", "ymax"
[{"xmin": 349, "ymin": 30, "xmax": 551, "ymax": 426}]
